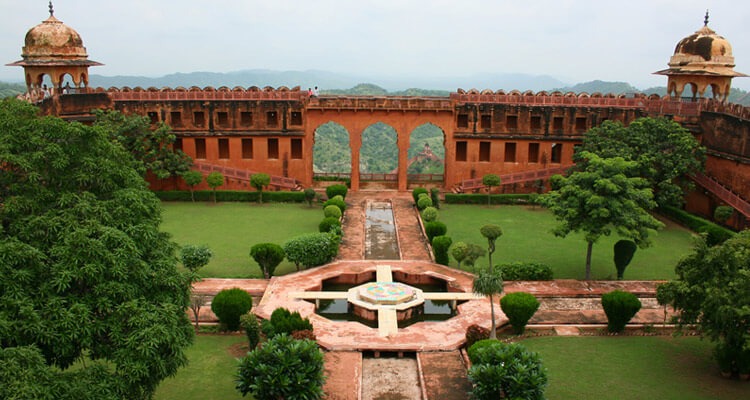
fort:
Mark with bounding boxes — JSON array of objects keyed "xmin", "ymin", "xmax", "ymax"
[{"xmin": 7, "ymin": 5, "xmax": 750, "ymax": 229}]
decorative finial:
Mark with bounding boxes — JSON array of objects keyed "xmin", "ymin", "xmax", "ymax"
[{"xmin": 704, "ymin": 9, "xmax": 709, "ymax": 26}]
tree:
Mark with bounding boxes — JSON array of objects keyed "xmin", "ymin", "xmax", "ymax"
[
  {"xmin": 181, "ymin": 170, "xmax": 203, "ymax": 202},
  {"xmin": 180, "ymin": 244, "xmax": 213, "ymax": 275},
  {"xmin": 541, "ymin": 152, "xmax": 664, "ymax": 279},
  {"xmin": 189, "ymin": 294, "xmax": 207, "ymax": 332},
  {"xmin": 250, "ymin": 173, "xmax": 271, "ymax": 204},
  {"xmin": 480, "ymin": 224, "xmax": 503, "ymax": 271},
  {"xmin": 250, "ymin": 243, "xmax": 286, "ymax": 279},
  {"xmin": 304, "ymin": 187, "xmax": 317, "ymax": 207},
  {"xmin": 451, "ymin": 241, "xmax": 469, "ymax": 269},
  {"xmin": 473, "ymin": 267, "xmax": 504, "ymax": 340},
  {"xmin": 578, "ymin": 117, "xmax": 705, "ymax": 208},
  {"xmin": 0, "ymin": 99, "xmax": 193, "ymax": 399},
  {"xmin": 482, "ymin": 174, "xmax": 501, "ymax": 205},
  {"xmin": 206, "ymin": 171, "xmax": 224, "ymax": 203},
  {"xmin": 657, "ymin": 231, "xmax": 750, "ymax": 377},
  {"xmin": 93, "ymin": 109, "xmax": 192, "ymax": 179},
  {"xmin": 236, "ymin": 334, "xmax": 325, "ymax": 400}
]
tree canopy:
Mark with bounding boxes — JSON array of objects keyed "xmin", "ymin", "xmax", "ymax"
[
  {"xmin": 542, "ymin": 151, "xmax": 664, "ymax": 279},
  {"xmin": 577, "ymin": 117, "xmax": 705, "ymax": 208},
  {"xmin": 0, "ymin": 99, "xmax": 194, "ymax": 399}
]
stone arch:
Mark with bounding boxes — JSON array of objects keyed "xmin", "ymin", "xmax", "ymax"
[
  {"xmin": 407, "ymin": 123, "xmax": 445, "ymax": 184},
  {"xmin": 312, "ymin": 121, "xmax": 352, "ymax": 178}
]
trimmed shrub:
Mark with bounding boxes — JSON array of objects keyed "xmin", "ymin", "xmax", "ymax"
[
  {"xmin": 180, "ymin": 244, "xmax": 213, "ymax": 273},
  {"xmin": 284, "ymin": 232, "xmax": 340, "ymax": 270},
  {"xmin": 323, "ymin": 196, "xmax": 346, "ymax": 213},
  {"xmin": 468, "ymin": 342, "xmax": 548, "ymax": 400},
  {"xmin": 444, "ymin": 193, "xmax": 532, "ymax": 205},
  {"xmin": 250, "ymin": 243, "xmax": 285, "ymax": 279},
  {"xmin": 613, "ymin": 240, "xmax": 637, "ymax": 279},
  {"xmin": 424, "ymin": 221, "xmax": 447, "ymax": 243},
  {"xmin": 465, "ymin": 324, "xmax": 490, "ymax": 349},
  {"xmin": 236, "ymin": 334, "xmax": 325, "ymax": 400},
  {"xmin": 701, "ymin": 224, "xmax": 736, "ymax": 247},
  {"xmin": 430, "ymin": 188, "xmax": 441, "ymax": 209},
  {"xmin": 416, "ymin": 195, "xmax": 433, "ymax": 210},
  {"xmin": 323, "ymin": 205, "xmax": 342, "ymax": 219},
  {"xmin": 421, "ymin": 206, "xmax": 438, "ymax": 222},
  {"xmin": 304, "ymin": 187, "xmax": 317, "ymax": 207},
  {"xmin": 659, "ymin": 205, "xmax": 735, "ymax": 245},
  {"xmin": 211, "ymin": 288, "xmax": 253, "ymax": 331},
  {"xmin": 713, "ymin": 205, "xmax": 734, "ymax": 223},
  {"xmin": 412, "ymin": 187, "xmax": 428, "ymax": 204},
  {"xmin": 467, "ymin": 339, "xmax": 503, "ymax": 364},
  {"xmin": 318, "ymin": 217, "xmax": 341, "ymax": 233},
  {"xmin": 153, "ymin": 190, "xmax": 305, "ymax": 203},
  {"xmin": 499, "ymin": 262, "xmax": 553, "ymax": 281},
  {"xmin": 325, "ymin": 184, "xmax": 348, "ymax": 200},
  {"xmin": 500, "ymin": 292, "xmax": 540, "ymax": 334},
  {"xmin": 261, "ymin": 307, "xmax": 314, "ymax": 338},
  {"xmin": 240, "ymin": 313, "xmax": 261, "ymax": 349},
  {"xmin": 601, "ymin": 290, "xmax": 642, "ymax": 333},
  {"xmin": 432, "ymin": 235, "xmax": 452, "ymax": 266}
]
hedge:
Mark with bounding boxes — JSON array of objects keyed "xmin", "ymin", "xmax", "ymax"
[
  {"xmin": 498, "ymin": 262, "xmax": 554, "ymax": 281},
  {"xmin": 659, "ymin": 206, "xmax": 736, "ymax": 246},
  {"xmin": 444, "ymin": 193, "xmax": 532, "ymax": 205},
  {"xmin": 154, "ymin": 190, "xmax": 305, "ymax": 203}
]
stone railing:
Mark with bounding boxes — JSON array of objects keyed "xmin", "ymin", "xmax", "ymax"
[
  {"xmin": 307, "ymin": 96, "xmax": 452, "ymax": 110},
  {"xmin": 101, "ymin": 86, "xmax": 306, "ymax": 101}
]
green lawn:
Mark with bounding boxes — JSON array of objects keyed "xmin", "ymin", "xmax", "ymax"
[
  {"xmin": 523, "ymin": 336, "xmax": 750, "ymax": 400},
  {"xmin": 154, "ymin": 335, "xmax": 249, "ymax": 400},
  {"xmin": 439, "ymin": 204, "xmax": 696, "ymax": 280},
  {"xmin": 160, "ymin": 202, "xmax": 322, "ymax": 278}
]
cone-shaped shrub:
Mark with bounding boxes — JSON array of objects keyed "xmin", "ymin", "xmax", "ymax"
[
  {"xmin": 601, "ymin": 290, "xmax": 642, "ymax": 333},
  {"xmin": 500, "ymin": 292, "xmax": 540, "ymax": 334}
]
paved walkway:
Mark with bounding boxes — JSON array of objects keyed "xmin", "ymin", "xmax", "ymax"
[{"xmin": 419, "ymin": 351, "xmax": 472, "ymax": 400}]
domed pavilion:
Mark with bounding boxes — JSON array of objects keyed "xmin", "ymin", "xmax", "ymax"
[
  {"xmin": 654, "ymin": 11, "xmax": 747, "ymax": 101},
  {"xmin": 6, "ymin": 2, "xmax": 102, "ymax": 99}
]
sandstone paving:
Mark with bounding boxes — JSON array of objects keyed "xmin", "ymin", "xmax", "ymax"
[{"xmin": 418, "ymin": 351, "xmax": 472, "ymax": 400}]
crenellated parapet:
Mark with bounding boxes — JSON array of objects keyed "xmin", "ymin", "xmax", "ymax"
[
  {"xmin": 451, "ymin": 89, "xmax": 649, "ymax": 109},
  {"xmin": 307, "ymin": 96, "xmax": 452, "ymax": 111},
  {"xmin": 105, "ymin": 85, "xmax": 306, "ymax": 102}
]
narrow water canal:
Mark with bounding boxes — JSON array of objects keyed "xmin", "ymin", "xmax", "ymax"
[{"xmin": 364, "ymin": 201, "xmax": 400, "ymax": 260}]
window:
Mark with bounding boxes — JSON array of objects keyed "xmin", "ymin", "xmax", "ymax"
[
  {"xmin": 218, "ymin": 138, "xmax": 229, "ymax": 159},
  {"xmin": 479, "ymin": 141, "xmax": 491, "ymax": 162},
  {"xmin": 217, "ymin": 112, "xmax": 229, "ymax": 128},
  {"xmin": 530, "ymin": 116, "xmax": 542, "ymax": 130},
  {"xmin": 528, "ymin": 143, "xmax": 540, "ymax": 163},
  {"xmin": 170, "ymin": 111, "xmax": 182, "ymax": 128},
  {"xmin": 457, "ymin": 114, "xmax": 469, "ymax": 128},
  {"xmin": 174, "ymin": 138, "xmax": 183, "ymax": 152},
  {"xmin": 291, "ymin": 111, "xmax": 303, "ymax": 126},
  {"xmin": 456, "ymin": 141, "xmax": 467, "ymax": 162},
  {"xmin": 551, "ymin": 143, "xmax": 562, "ymax": 163},
  {"xmin": 241, "ymin": 111, "xmax": 253, "ymax": 126},
  {"xmin": 268, "ymin": 138, "xmax": 279, "ymax": 159},
  {"xmin": 242, "ymin": 138, "xmax": 253, "ymax": 159},
  {"xmin": 147, "ymin": 111, "xmax": 159, "ymax": 124},
  {"xmin": 575, "ymin": 117, "xmax": 587, "ymax": 132},
  {"xmin": 506, "ymin": 115, "xmax": 518, "ymax": 130},
  {"xmin": 504, "ymin": 142, "xmax": 516, "ymax": 163},
  {"xmin": 291, "ymin": 138, "xmax": 303, "ymax": 159},
  {"xmin": 193, "ymin": 112, "xmax": 205, "ymax": 128},
  {"xmin": 480, "ymin": 115, "xmax": 492, "ymax": 129},
  {"xmin": 553, "ymin": 117, "xmax": 564, "ymax": 131},
  {"xmin": 195, "ymin": 138, "xmax": 206, "ymax": 159},
  {"xmin": 266, "ymin": 111, "xmax": 278, "ymax": 127}
]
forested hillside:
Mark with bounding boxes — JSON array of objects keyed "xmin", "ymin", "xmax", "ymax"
[
  {"xmin": 322, "ymin": 83, "xmax": 450, "ymax": 97},
  {"xmin": 0, "ymin": 82, "xmax": 25, "ymax": 98}
]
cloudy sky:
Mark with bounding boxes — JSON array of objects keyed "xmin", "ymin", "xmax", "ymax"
[{"xmin": 2, "ymin": 0, "xmax": 749, "ymax": 90}]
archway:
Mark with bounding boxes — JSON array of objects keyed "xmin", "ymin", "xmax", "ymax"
[
  {"xmin": 407, "ymin": 123, "xmax": 445, "ymax": 185},
  {"xmin": 312, "ymin": 122, "xmax": 351, "ymax": 181},
  {"xmin": 360, "ymin": 122, "xmax": 398, "ymax": 186}
]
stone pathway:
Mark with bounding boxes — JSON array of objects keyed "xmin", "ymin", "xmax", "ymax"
[
  {"xmin": 323, "ymin": 351, "xmax": 362, "ymax": 400},
  {"xmin": 419, "ymin": 351, "xmax": 472, "ymax": 400}
]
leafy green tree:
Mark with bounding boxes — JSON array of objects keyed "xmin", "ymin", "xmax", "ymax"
[
  {"xmin": 250, "ymin": 243, "xmax": 285, "ymax": 279},
  {"xmin": 236, "ymin": 334, "xmax": 325, "ymax": 400},
  {"xmin": 482, "ymin": 174, "xmax": 501, "ymax": 205},
  {"xmin": 451, "ymin": 242, "xmax": 469, "ymax": 269},
  {"xmin": 180, "ymin": 244, "xmax": 213, "ymax": 277},
  {"xmin": 304, "ymin": 187, "xmax": 317, "ymax": 207},
  {"xmin": 542, "ymin": 152, "xmax": 664, "ymax": 279},
  {"xmin": 613, "ymin": 240, "xmax": 637, "ymax": 280},
  {"xmin": 473, "ymin": 266, "xmax": 504, "ymax": 340},
  {"xmin": 284, "ymin": 233, "xmax": 340, "ymax": 270},
  {"xmin": 94, "ymin": 109, "xmax": 192, "ymax": 179},
  {"xmin": 657, "ymin": 231, "xmax": 750, "ymax": 377},
  {"xmin": 181, "ymin": 170, "xmax": 203, "ymax": 202},
  {"xmin": 206, "ymin": 171, "xmax": 224, "ymax": 203},
  {"xmin": 250, "ymin": 173, "xmax": 271, "ymax": 204},
  {"xmin": 480, "ymin": 224, "xmax": 503, "ymax": 271},
  {"xmin": 578, "ymin": 117, "xmax": 705, "ymax": 208},
  {"xmin": 463, "ymin": 243, "xmax": 486, "ymax": 269},
  {"xmin": 0, "ymin": 99, "xmax": 193, "ymax": 399}
]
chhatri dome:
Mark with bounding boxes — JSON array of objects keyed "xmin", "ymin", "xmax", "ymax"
[
  {"xmin": 6, "ymin": 2, "xmax": 102, "ymax": 97},
  {"xmin": 654, "ymin": 11, "xmax": 746, "ymax": 101}
]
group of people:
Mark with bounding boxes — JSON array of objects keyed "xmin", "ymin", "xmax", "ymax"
[{"xmin": 307, "ymin": 86, "xmax": 319, "ymax": 97}]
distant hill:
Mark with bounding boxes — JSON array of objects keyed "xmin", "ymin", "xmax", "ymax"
[
  {"xmin": 0, "ymin": 82, "xmax": 25, "ymax": 98},
  {"xmin": 322, "ymin": 83, "xmax": 450, "ymax": 97},
  {"xmin": 554, "ymin": 80, "xmax": 640, "ymax": 95}
]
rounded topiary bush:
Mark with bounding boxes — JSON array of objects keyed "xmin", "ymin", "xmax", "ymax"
[
  {"xmin": 468, "ymin": 339, "xmax": 503, "ymax": 364},
  {"xmin": 500, "ymin": 292, "xmax": 540, "ymax": 334},
  {"xmin": 211, "ymin": 288, "xmax": 253, "ymax": 331},
  {"xmin": 319, "ymin": 217, "xmax": 341, "ymax": 233},
  {"xmin": 421, "ymin": 206, "xmax": 438, "ymax": 222},
  {"xmin": 432, "ymin": 235, "xmax": 452, "ymax": 266},
  {"xmin": 323, "ymin": 195, "xmax": 346, "ymax": 213},
  {"xmin": 325, "ymin": 184, "xmax": 348, "ymax": 200},
  {"xmin": 499, "ymin": 262, "xmax": 554, "ymax": 281},
  {"xmin": 465, "ymin": 324, "xmax": 490, "ymax": 348},
  {"xmin": 261, "ymin": 307, "xmax": 314, "ymax": 338},
  {"xmin": 601, "ymin": 290, "xmax": 642, "ymax": 333},
  {"xmin": 412, "ymin": 187, "xmax": 428, "ymax": 204},
  {"xmin": 424, "ymin": 221, "xmax": 447, "ymax": 242},
  {"xmin": 323, "ymin": 204, "xmax": 342, "ymax": 219},
  {"xmin": 430, "ymin": 188, "xmax": 441, "ymax": 209},
  {"xmin": 417, "ymin": 195, "xmax": 433, "ymax": 210}
]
